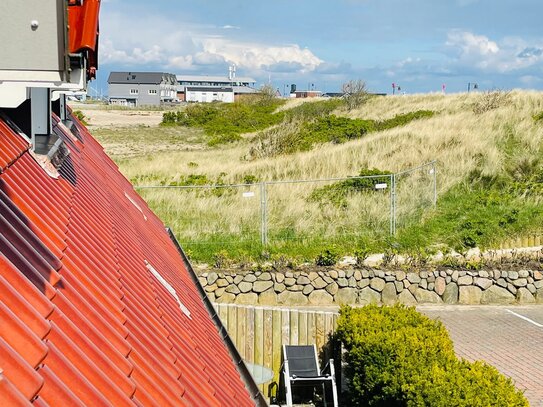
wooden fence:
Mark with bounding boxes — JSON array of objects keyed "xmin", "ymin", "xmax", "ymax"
[
  {"xmin": 213, "ymin": 303, "xmax": 339, "ymax": 399},
  {"xmin": 499, "ymin": 234, "xmax": 542, "ymax": 249}
]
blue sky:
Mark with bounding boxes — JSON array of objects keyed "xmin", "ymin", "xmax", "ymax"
[{"xmin": 94, "ymin": 0, "xmax": 543, "ymax": 95}]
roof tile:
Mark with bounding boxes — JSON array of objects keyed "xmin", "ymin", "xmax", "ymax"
[{"xmin": 0, "ymin": 108, "xmax": 256, "ymax": 405}]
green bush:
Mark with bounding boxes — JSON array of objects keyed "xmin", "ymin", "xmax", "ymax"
[
  {"xmin": 336, "ymin": 305, "xmax": 528, "ymax": 407},
  {"xmin": 315, "ymin": 247, "xmax": 339, "ymax": 266},
  {"xmin": 375, "ymin": 110, "xmax": 434, "ymax": 131},
  {"xmin": 72, "ymin": 109, "xmax": 89, "ymax": 125},
  {"xmin": 309, "ymin": 168, "xmax": 392, "ymax": 208},
  {"xmin": 534, "ymin": 111, "xmax": 543, "ymax": 122}
]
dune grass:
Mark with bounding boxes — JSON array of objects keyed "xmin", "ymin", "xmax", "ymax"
[{"xmin": 101, "ymin": 91, "xmax": 543, "ymax": 263}]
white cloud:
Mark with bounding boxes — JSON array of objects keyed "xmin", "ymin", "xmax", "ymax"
[
  {"xmin": 99, "ymin": 12, "xmax": 324, "ymax": 76},
  {"xmin": 445, "ymin": 30, "xmax": 543, "ymax": 73}
]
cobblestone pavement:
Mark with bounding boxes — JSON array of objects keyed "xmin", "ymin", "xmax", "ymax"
[{"xmin": 420, "ymin": 305, "xmax": 543, "ymax": 407}]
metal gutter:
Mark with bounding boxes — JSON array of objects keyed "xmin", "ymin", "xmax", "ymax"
[{"xmin": 166, "ymin": 228, "xmax": 268, "ymax": 407}]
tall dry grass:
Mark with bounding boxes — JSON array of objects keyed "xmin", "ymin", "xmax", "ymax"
[{"xmin": 114, "ymin": 90, "xmax": 543, "ymax": 259}]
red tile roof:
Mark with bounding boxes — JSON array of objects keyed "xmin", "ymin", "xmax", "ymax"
[{"xmin": 0, "ymin": 112, "xmax": 257, "ymax": 406}]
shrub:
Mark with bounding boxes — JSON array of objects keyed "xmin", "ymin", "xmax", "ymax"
[
  {"xmin": 336, "ymin": 305, "xmax": 528, "ymax": 407},
  {"xmin": 375, "ymin": 110, "xmax": 434, "ymax": 131},
  {"xmin": 472, "ymin": 90, "xmax": 512, "ymax": 114},
  {"xmin": 72, "ymin": 109, "xmax": 89, "ymax": 125},
  {"xmin": 315, "ymin": 248, "xmax": 339, "ymax": 266},
  {"xmin": 309, "ymin": 168, "xmax": 392, "ymax": 208},
  {"xmin": 533, "ymin": 111, "xmax": 543, "ymax": 122}
]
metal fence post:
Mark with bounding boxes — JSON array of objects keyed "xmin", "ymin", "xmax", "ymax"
[
  {"xmin": 389, "ymin": 175, "xmax": 394, "ymax": 235},
  {"xmin": 432, "ymin": 161, "xmax": 437, "ymax": 206},
  {"xmin": 392, "ymin": 174, "xmax": 397, "ymax": 235},
  {"xmin": 260, "ymin": 182, "xmax": 268, "ymax": 246}
]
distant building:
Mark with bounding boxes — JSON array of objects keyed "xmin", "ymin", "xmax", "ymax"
[
  {"xmin": 291, "ymin": 90, "xmax": 323, "ymax": 98},
  {"xmin": 177, "ymin": 75, "xmax": 257, "ymax": 102},
  {"xmin": 185, "ymin": 86, "xmax": 234, "ymax": 103},
  {"xmin": 108, "ymin": 72, "xmax": 177, "ymax": 106}
]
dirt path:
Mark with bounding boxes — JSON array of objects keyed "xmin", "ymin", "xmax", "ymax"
[{"xmin": 69, "ymin": 103, "xmax": 164, "ymax": 128}]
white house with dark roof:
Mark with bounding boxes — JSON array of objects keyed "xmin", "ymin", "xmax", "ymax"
[
  {"xmin": 177, "ymin": 74, "xmax": 258, "ymax": 102},
  {"xmin": 108, "ymin": 72, "xmax": 178, "ymax": 106}
]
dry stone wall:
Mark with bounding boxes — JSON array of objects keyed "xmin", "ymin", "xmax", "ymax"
[{"xmin": 198, "ymin": 268, "xmax": 543, "ymax": 306}]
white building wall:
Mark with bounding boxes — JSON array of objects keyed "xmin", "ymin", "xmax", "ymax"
[{"xmin": 186, "ymin": 90, "xmax": 234, "ymax": 103}]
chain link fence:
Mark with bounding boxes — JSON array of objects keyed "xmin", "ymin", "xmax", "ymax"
[{"xmin": 136, "ymin": 161, "xmax": 437, "ymax": 255}]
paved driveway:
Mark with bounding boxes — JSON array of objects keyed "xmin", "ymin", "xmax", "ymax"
[{"xmin": 420, "ymin": 305, "xmax": 543, "ymax": 407}]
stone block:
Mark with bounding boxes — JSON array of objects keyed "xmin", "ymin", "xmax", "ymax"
[
  {"xmin": 354, "ymin": 270, "xmax": 362, "ymax": 280},
  {"xmin": 443, "ymin": 283, "xmax": 459, "ymax": 304},
  {"xmin": 419, "ymin": 279, "xmax": 428, "ymax": 290},
  {"xmin": 225, "ymin": 276, "xmax": 233, "ymax": 283},
  {"xmin": 533, "ymin": 270, "xmax": 543, "ymax": 281},
  {"xmin": 259, "ymin": 272, "xmax": 272, "ymax": 281},
  {"xmin": 507, "ymin": 283, "xmax": 517, "ymax": 295},
  {"xmin": 398, "ymin": 290, "xmax": 417, "ymax": 306},
  {"xmin": 481, "ymin": 286, "xmax": 515, "ymax": 305},
  {"xmin": 382, "ymin": 283, "xmax": 398, "ymax": 305},
  {"xmin": 234, "ymin": 275, "xmax": 244, "ymax": 285},
  {"xmin": 274, "ymin": 283, "xmax": 286, "ymax": 293},
  {"xmin": 303, "ymin": 285, "xmax": 315, "ymax": 295},
  {"xmin": 434, "ymin": 277, "xmax": 446, "ymax": 296},
  {"xmin": 370, "ymin": 278, "xmax": 386, "ymax": 292},
  {"xmin": 517, "ymin": 288, "xmax": 535, "ymax": 304},
  {"xmin": 312, "ymin": 277, "xmax": 327, "ymax": 289},
  {"xmin": 275, "ymin": 273, "xmax": 285, "ymax": 283},
  {"xmin": 338, "ymin": 270, "xmax": 346, "ymax": 278},
  {"xmin": 329, "ymin": 270, "xmax": 339, "ymax": 279},
  {"xmin": 536, "ymin": 288, "xmax": 543, "ymax": 304},
  {"xmin": 205, "ymin": 283, "xmax": 218, "ymax": 293},
  {"xmin": 238, "ymin": 281, "xmax": 253, "ymax": 293},
  {"xmin": 475, "ymin": 277, "xmax": 492, "ymax": 290},
  {"xmin": 284, "ymin": 277, "xmax": 296, "ymax": 287},
  {"xmin": 258, "ymin": 289, "xmax": 277, "ymax": 305},
  {"xmin": 457, "ymin": 275, "xmax": 473, "ymax": 286},
  {"xmin": 215, "ymin": 287, "xmax": 226, "ymax": 297},
  {"xmin": 336, "ymin": 288, "xmax": 358, "ymax": 305},
  {"xmin": 527, "ymin": 284, "xmax": 536, "ymax": 294},
  {"xmin": 278, "ymin": 291, "xmax": 308, "ymax": 306},
  {"xmin": 358, "ymin": 279, "xmax": 370, "ymax": 289},
  {"xmin": 308, "ymin": 272, "xmax": 319, "ymax": 281},
  {"xmin": 337, "ymin": 277, "xmax": 349, "ymax": 288},
  {"xmin": 415, "ymin": 289, "xmax": 443, "ymax": 304},
  {"xmin": 235, "ymin": 293, "xmax": 258, "ymax": 305},
  {"xmin": 308, "ymin": 290, "xmax": 334, "ymax": 305},
  {"xmin": 508, "ymin": 271, "xmax": 519, "ymax": 280},
  {"xmin": 288, "ymin": 285, "xmax": 303, "ymax": 292},
  {"xmin": 244, "ymin": 274, "xmax": 257, "ymax": 282},
  {"xmin": 216, "ymin": 292, "xmax": 236, "ymax": 303},
  {"xmin": 216, "ymin": 278, "xmax": 229, "ymax": 288},
  {"xmin": 297, "ymin": 275, "xmax": 310, "ymax": 285},
  {"xmin": 512, "ymin": 278, "xmax": 528, "ymax": 288},
  {"xmin": 225, "ymin": 284, "xmax": 240, "ymax": 295},
  {"xmin": 359, "ymin": 288, "xmax": 381, "ymax": 305},
  {"xmin": 497, "ymin": 278, "xmax": 507, "ymax": 288},
  {"xmin": 396, "ymin": 270, "xmax": 406, "ymax": 281},
  {"xmin": 348, "ymin": 277, "xmax": 357, "ymax": 287},
  {"xmin": 518, "ymin": 270, "xmax": 529, "ymax": 278},
  {"xmin": 198, "ymin": 277, "xmax": 207, "ymax": 287},
  {"xmin": 394, "ymin": 281, "xmax": 404, "ymax": 293},
  {"xmin": 326, "ymin": 282, "xmax": 339, "ymax": 295},
  {"xmin": 253, "ymin": 281, "xmax": 273, "ymax": 293},
  {"xmin": 451, "ymin": 270, "xmax": 459, "ymax": 282},
  {"xmin": 407, "ymin": 273, "xmax": 421, "ymax": 284},
  {"xmin": 207, "ymin": 272, "xmax": 218, "ymax": 285},
  {"xmin": 478, "ymin": 270, "xmax": 489, "ymax": 278},
  {"xmin": 459, "ymin": 286, "xmax": 482, "ymax": 305}
]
